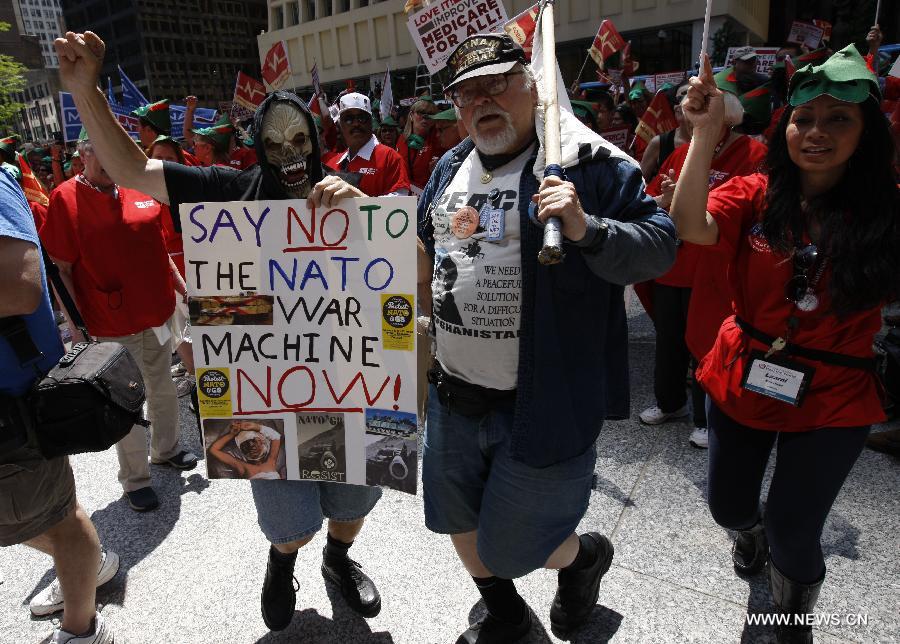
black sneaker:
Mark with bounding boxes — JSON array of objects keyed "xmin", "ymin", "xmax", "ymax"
[
  {"xmin": 261, "ymin": 547, "xmax": 299, "ymax": 631},
  {"xmin": 549, "ymin": 533, "xmax": 614, "ymax": 637},
  {"xmin": 125, "ymin": 486, "xmax": 159, "ymax": 512},
  {"xmin": 732, "ymin": 520, "xmax": 768, "ymax": 576},
  {"xmin": 321, "ymin": 552, "xmax": 381, "ymax": 618},
  {"xmin": 456, "ymin": 610, "xmax": 532, "ymax": 644},
  {"xmin": 151, "ymin": 450, "xmax": 199, "ymax": 470}
]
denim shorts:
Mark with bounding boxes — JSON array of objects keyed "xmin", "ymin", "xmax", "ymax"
[
  {"xmin": 423, "ymin": 386, "xmax": 597, "ymax": 579},
  {"xmin": 250, "ymin": 480, "xmax": 382, "ymax": 544}
]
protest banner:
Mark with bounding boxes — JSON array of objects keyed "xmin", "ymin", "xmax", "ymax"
[
  {"xmin": 724, "ymin": 47, "xmax": 780, "ymax": 75},
  {"xmin": 184, "ymin": 197, "xmax": 419, "ymax": 494},
  {"xmin": 787, "ymin": 21, "xmax": 825, "ymax": 49},
  {"xmin": 600, "ymin": 126, "xmax": 631, "ymax": 154},
  {"xmin": 407, "ymin": 0, "xmax": 508, "ymax": 74},
  {"xmin": 262, "ymin": 41, "xmax": 292, "ymax": 89}
]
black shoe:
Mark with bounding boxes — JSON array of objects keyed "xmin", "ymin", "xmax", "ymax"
[
  {"xmin": 769, "ymin": 560, "xmax": 823, "ymax": 644},
  {"xmin": 125, "ymin": 486, "xmax": 159, "ymax": 512},
  {"xmin": 152, "ymin": 450, "xmax": 199, "ymax": 470},
  {"xmin": 733, "ymin": 520, "xmax": 768, "ymax": 576},
  {"xmin": 549, "ymin": 533, "xmax": 614, "ymax": 637},
  {"xmin": 456, "ymin": 611, "xmax": 532, "ymax": 644},
  {"xmin": 261, "ymin": 547, "xmax": 299, "ymax": 631},
  {"xmin": 321, "ymin": 553, "xmax": 381, "ymax": 618}
]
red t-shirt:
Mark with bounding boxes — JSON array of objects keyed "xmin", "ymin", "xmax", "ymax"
[
  {"xmin": 406, "ymin": 130, "xmax": 443, "ymax": 191},
  {"xmin": 41, "ymin": 180, "xmax": 175, "ymax": 337},
  {"xmin": 159, "ymin": 203, "xmax": 185, "ymax": 278},
  {"xmin": 647, "ymin": 135, "xmax": 768, "ymax": 288},
  {"xmin": 696, "ymin": 173, "xmax": 884, "ymax": 431},
  {"xmin": 30, "ymin": 201, "xmax": 47, "ymax": 232},
  {"xmin": 228, "ymin": 146, "xmax": 258, "ymax": 170},
  {"xmin": 323, "ymin": 138, "xmax": 410, "ymax": 197},
  {"xmin": 182, "ymin": 150, "xmax": 200, "ymax": 167}
]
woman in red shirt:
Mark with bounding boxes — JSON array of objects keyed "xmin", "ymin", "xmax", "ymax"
[{"xmin": 671, "ymin": 49, "xmax": 899, "ymax": 642}]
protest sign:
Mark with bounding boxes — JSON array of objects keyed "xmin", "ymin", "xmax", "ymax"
[
  {"xmin": 600, "ymin": 126, "xmax": 631, "ymax": 154},
  {"xmin": 407, "ymin": 0, "xmax": 508, "ymax": 74},
  {"xmin": 184, "ymin": 197, "xmax": 419, "ymax": 494},
  {"xmin": 787, "ymin": 21, "xmax": 824, "ymax": 49},
  {"xmin": 503, "ymin": 3, "xmax": 540, "ymax": 61},
  {"xmin": 724, "ymin": 47, "xmax": 780, "ymax": 75},
  {"xmin": 263, "ymin": 41, "xmax": 292, "ymax": 89}
]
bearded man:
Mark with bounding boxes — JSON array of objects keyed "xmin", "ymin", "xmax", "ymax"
[
  {"xmin": 418, "ymin": 34, "xmax": 676, "ymax": 641},
  {"xmin": 54, "ymin": 31, "xmax": 382, "ymax": 632}
]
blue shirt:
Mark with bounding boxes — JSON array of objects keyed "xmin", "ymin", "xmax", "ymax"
[{"xmin": 0, "ymin": 168, "xmax": 64, "ymax": 396}]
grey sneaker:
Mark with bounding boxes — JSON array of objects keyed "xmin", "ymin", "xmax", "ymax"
[
  {"xmin": 49, "ymin": 611, "xmax": 114, "ymax": 643},
  {"xmin": 639, "ymin": 404, "xmax": 690, "ymax": 425},
  {"xmin": 689, "ymin": 427, "xmax": 709, "ymax": 449},
  {"xmin": 31, "ymin": 549, "xmax": 120, "ymax": 616}
]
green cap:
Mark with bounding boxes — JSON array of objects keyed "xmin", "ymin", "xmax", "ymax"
[
  {"xmin": 428, "ymin": 108, "xmax": 457, "ymax": 122},
  {"xmin": 131, "ymin": 99, "xmax": 171, "ymax": 134},
  {"xmin": 192, "ymin": 114, "xmax": 234, "ymax": 150},
  {"xmin": 740, "ymin": 84, "xmax": 772, "ymax": 125},
  {"xmin": 788, "ymin": 44, "xmax": 880, "ymax": 107},
  {"xmin": 378, "ymin": 115, "xmax": 399, "ymax": 128},
  {"xmin": 1, "ymin": 161, "xmax": 21, "ymax": 181},
  {"xmin": 628, "ymin": 82, "xmax": 648, "ymax": 102},
  {"xmin": 63, "ymin": 161, "xmax": 72, "ymax": 173},
  {"xmin": 0, "ymin": 135, "xmax": 18, "ymax": 154},
  {"xmin": 570, "ymin": 100, "xmax": 598, "ymax": 119},
  {"xmin": 713, "ymin": 68, "xmax": 740, "ymax": 96}
]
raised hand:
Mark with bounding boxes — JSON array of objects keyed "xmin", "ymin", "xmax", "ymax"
[
  {"xmin": 54, "ymin": 32, "xmax": 106, "ymax": 95},
  {"xmin": 682, "ymin": 54, "xmax": 725, "ymax": 138}
]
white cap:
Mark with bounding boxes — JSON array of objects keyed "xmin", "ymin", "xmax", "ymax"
[{"xmin": 338, "ymin": 92, "xmax": 372, "ymax": 116}]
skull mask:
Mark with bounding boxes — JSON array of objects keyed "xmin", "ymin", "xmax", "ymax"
[{"xmin": 261, "ymin": 102, "xmax": 314, "ymax": 198}]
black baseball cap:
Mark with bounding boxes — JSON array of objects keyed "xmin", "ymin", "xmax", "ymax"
[{"xmin": 444, "ymin": 34, "xmax": 527, "ymax": 91}]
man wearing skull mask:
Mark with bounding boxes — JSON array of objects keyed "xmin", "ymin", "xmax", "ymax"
[{"xmin": 54, "ymin": 31, "xmax": 384, "ymax": 631}]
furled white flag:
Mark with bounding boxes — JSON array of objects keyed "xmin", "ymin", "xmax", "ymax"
[
  {"xmin": 381, "ymin": 68, "xmax": 393, "ymax": 122},
  {"xmin": 529, "ymin": 4, "xmax": 637, "ymax": 180}
]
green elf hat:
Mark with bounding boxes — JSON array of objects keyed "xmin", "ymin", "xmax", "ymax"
[
  {"xmin": 63, "ymin": 161, "xmax": 72, "ymax": 173},
  {"xmin": 192, "ymin": 114, "xmax": 234, "ymax": 149},
  {"xmin": 428, "ymin": 108, "xmax": 458, "ymax": 122},
  {"xmin": 0, "ymin": 135, "xmax": 19, "ymax": 154},
  {"xmin": 570, "ymin": 100, "xmax": 598, "ymax": 119},
  {"xmin": 378, "ymin": 115, "xmax": 399, "ymax": 128},
  {"xmin": 740, "ymin": 83, "xmax": 772, "ymax": 125},
  {"xmin": 789, "ymin": 44, "xmax": 880, "ymax": 107},
  {"xmin": 151, "ymin": 134, "xmax": 181, "ymax": 149},
  {"xmin": 628, "ymin": 82, "xmax": 648, "ymax": 101},
  {"xmin": 713, "ymin": 67, "xmax": 740, "ymax": 95},
  {"xmin": 1, "ymin": 161, "xmax": 21, "ymax": 181},
  {"xmin": 131, "ymin": 99, "xmax": 171, "ymax": 134}
]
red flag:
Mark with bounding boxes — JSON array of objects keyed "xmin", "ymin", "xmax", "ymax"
[
  {"xmin": 234, "ymin": 72, "xmax": 267, "ymax": 111},
  {"xmin": 588, "ymin": 20, "xmax": 627, "ymax": 68},
  {"xmin": 633, "ymin": 92, "xmax": 677, "ymax": 159},
  {"xmin": 262, "ymin": 41, "xmax": 291, "ymax": 89},
  {"xmin": 785, "ymin": 55, "xmax": 796, "ymax": 81},
  {"xmin": 622, "ymin": 41, "xmax": 639, "ymax": 77},
  {"xmin": 16, "ymin": 153, "xmax": 49, "ymax": 207},
  {"xmin": 503, "ymin": 3, "xmax": 540, "ymax": 61},
  {"xmin": 308, "ymin": 92, "xmax": 322, "ymax": 115}
]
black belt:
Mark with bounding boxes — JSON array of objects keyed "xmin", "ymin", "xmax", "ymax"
[
  {"xmin": 427, "ymin": 362, "xmax": 516, "ymax": 417},
  {"xmin": 735, "ymin": 317, "xmax": 876, "ymax": 371}
]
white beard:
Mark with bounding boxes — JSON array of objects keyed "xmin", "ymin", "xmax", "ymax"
[{"xmin": 468, "ymin": 107, "xmax": 519, "ymax": 155}]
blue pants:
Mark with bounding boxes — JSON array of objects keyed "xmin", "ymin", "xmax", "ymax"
[{"xmin": 706, "ymin": 401, "xmax": 869, "ymax": 583}]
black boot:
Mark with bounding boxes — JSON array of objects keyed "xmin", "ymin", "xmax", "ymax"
[
  {"xmin": 458, "ymin": 577, "xmax": 532, "ymax": 644},
  {"xmin": 321, "ymin": 536, "xmax": 381, "ymax": 618},
  {"xmin": 732, "ymin": 518, "xmax": 768, "ymax": 576},
  {"xmin": 456, "ymin": 611, "xmax": 532, "ymax": 644},
  {"xmin": 768, "ymin": 560, "xmax": 824, "ymax": 644},
  {"xmin": 549, "ymin": 533, "xmax": 615, "ymax": 638},
  {"xmin": 261, "ymin": 546, "xmax": 299, "ymax": 631}
]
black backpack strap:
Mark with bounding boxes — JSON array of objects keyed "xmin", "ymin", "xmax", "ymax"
[
  {"xmin": 0, "ymin": 316, "xmax": 43, "ymax": 367},
  {"xmin": 40, "ymin": 247, "xmax": 91, "ymax": 342}
]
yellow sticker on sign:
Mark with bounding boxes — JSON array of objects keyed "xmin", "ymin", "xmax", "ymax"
[
  {"xmin": 196, "ymin": 367, "xmax": 233, "ymax": 418},
  {"xmin": 381, "ymin": 294, "xmax": 415, "ymax": 351}
]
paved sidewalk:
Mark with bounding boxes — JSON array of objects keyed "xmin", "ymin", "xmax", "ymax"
[{"xmin": 1, "ymin": 299, "xmax": 898, "ymax": 643}]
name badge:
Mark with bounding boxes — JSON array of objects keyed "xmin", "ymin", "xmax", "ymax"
[
  {"xmin": 740, "ymin": 351, "xmax": 815, "ymax": 407},
  {"xmin": 480, "ymin": 206, "xmax": 505, "ymax": 241}
]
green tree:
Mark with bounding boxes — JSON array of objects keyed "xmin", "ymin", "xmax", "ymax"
[{"xmin": 0, "ymin": 22, "xmax": 27, "ymax": 132}]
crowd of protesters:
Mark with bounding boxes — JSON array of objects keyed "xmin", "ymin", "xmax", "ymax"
[{"xmin": 0, "ymin": 16, "xmax": 898, "ymax": 644}]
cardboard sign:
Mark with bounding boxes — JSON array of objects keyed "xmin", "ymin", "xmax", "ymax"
[
  {"xmin": 184, "ymin": 197, "xmax": 419, "ymax": 494},
  {"xmin": 600, "ymin": 127, "xmax": 631, "ymax": 153},
  {"xmin": 787, "ymin": 21, "xmax": 824, "ymax": 49},
  {"xmin": 724, "ymin": 47, "xmax": 781, "ymax": 75},
  {"xmin": 408, "ymin": 0, "xmax": 509, "ymax": 74}
]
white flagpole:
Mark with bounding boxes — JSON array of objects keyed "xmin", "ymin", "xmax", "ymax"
[
  {"xmin": 875, "ymin": 0, "xmax": 882, "ymax": 24},
  {"xmin": 538, "ymin": 0, "xmax": 565, "ymax": 265},
  {"xmin": 699, "ymin": 0, "xmax": 713, "ymax": 63}
]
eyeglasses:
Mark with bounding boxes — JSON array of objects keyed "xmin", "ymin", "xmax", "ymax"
[
  {"xmin": 784, "ymin": 244, "xmax": 818, "ymax": 303},
  {"xmin": 340, "ymin": 113, "xmax": 371, "ymax": 125},
  {"xmin": 447, "ymin": 72, "xmax": 524, "ymax": 108}
]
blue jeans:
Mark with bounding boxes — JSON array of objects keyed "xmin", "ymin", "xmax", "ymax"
[
  {"xmin": 250, "ymin": 480, "xmax": 382, "ymax": 545},
  {"xmin": 423, "ymin": 386, "xmax": 597, "ymax": 579}
]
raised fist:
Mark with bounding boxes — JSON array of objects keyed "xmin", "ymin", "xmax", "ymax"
[{"xmin": 54, "ymin": 32, "xmax": 106, "ymax": 95}]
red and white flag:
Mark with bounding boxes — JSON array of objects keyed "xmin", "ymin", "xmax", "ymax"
[
  {"xmin": 588, "ymin": 20, "xmax": 627, "ymax": 68},
  {"xmin": 633, "ymin": 92, "xmax": 677, "ymax": 159},
  {"xmin": 234, "ymin": 72, "xmax": 267, "ymax": 111},
  {"xmin": 310, "ymin": 63, "xmax": 322, "ymax": 97},
  {"xmin": 503, "ymin": 3, "xmax": 540, "ymax": 61},
  {"xmin": 262, "ymin": 41, "xmax": 291, "ymax": 89}
]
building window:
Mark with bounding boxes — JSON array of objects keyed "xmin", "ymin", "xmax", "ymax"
[
  {"xmin": 272, "ymin": 6, "xmax": 284, "ymax": 30},
  {"xmin": 304, "ymin": 0, "xmax": 315, "ymax": 21},
  {"xmin": 287, "ymin": 2, "xmax": 299, "ymax": 25}
]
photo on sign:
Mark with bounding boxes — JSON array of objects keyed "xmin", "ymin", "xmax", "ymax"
[
  {"xmin": 296, "ymin": 413, "xmax": 347, "ymax": 483},
  {"xmin": 203, "ymin": 418, "xmax": 287, "ymax": 480},
  {"xmin": 365, "ymin": 408, "xmax": 417, "ymax": 438},
  {"xmin": 365, "ymin": 432, "xmax": 417, "ymax": 494},
  {"xmin": 189, "ymin": 294, "xmax": 275, "ymax": 326}
]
